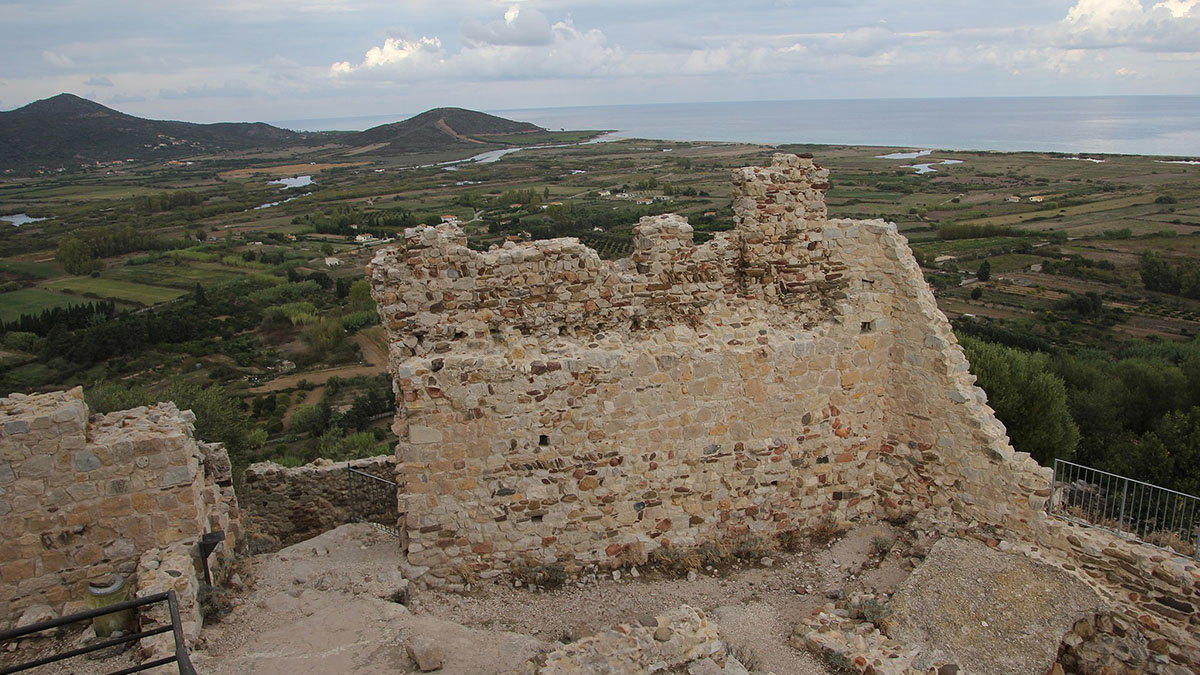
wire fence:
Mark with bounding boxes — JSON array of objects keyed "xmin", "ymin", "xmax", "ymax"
[
  {"xmin": 347, "ymin": 465, "xmax": 401, "ymax": 538},
  {"xmin": 1049, "ymin": 458, "xmax": 1200, "ymax": 560}
]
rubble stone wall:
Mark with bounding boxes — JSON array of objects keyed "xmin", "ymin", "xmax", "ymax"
[
  {"xmin": 241, "ymin": 455, "xmax": 396, "ymax": 548},
  {"xmin": 368, "ymin": 152, "xmax": 1200, "ymax": 664},
  {"xmin": 0, "ymin": 388, "xmax": 242, "ymax": 626},
  {"xmin": 370, "ymin": 155, "xmax": 929, "ymax": 585}
]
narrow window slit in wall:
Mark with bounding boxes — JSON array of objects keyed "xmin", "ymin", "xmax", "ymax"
[{"xmin": 539, "ymin": 434, "xmax": 549, "ymax": 446}]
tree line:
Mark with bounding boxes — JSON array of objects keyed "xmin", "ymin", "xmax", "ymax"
[{"xmin": 963, "ymin": 334, "xmax": 1200, "ymax": 495}]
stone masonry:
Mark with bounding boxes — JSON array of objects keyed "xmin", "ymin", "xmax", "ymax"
[
  {"xmin": 368, "ymin": 154, "xmax": 1198, "ymax": 667},
  {"xmin": 368, "ymin": 153, "xmax": 986, "ymax": 583},
  {"xmin": 241, "ymin": 455, "xmax": 396, "ymax": 549},
  {"xmin": 0, "ymin": 387, "xmax": 241, "ymax": 628}
]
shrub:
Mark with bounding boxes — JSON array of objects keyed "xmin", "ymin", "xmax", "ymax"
[{"xmin": 511, "ymin": 559, "xmax": 568, "ymax": 590}]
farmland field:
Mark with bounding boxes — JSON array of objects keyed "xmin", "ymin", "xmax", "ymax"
[
  {"xmin": 0, "ymin": 288, "xmax": 96, "ymax": 322},
  {"xmin": 40, "ymin": 277, "xmax": 185, "ymax": 305}
]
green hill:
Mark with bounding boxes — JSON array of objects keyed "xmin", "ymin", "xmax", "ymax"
[
  {"xmin": 349, "ymin": 107, "xmax": 544, "ymax": 153},
  {"xmin": 0, "ymin": 93, "xmax": 300, "ymax": 169}
]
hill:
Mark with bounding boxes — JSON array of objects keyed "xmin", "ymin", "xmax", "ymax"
[
  {"xmin": 0, "ymin": 93, "xmax": 300, "ymax": 169},
  {"xmin": 348, "ymin": 107, "xmax": 544, "ymax": 153}
]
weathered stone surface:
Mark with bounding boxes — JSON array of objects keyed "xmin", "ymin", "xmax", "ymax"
[
  {"xmin": 535, "ymin": 605, "xmax": 722, "ymax": 674},
  {"xmin": 240, "ymin": 456, "xmax": 396, "ymax": 550},
  {"xmin": 367, "ymin": 154, "xmax": 1200, "ymax": 670},
  {"xmin": 0, "ymin": 388, "xmax": 241, "ymax": 629},
  {"xmin": 885, "ymin": 537, "xmax": 1101, "ymax": 675},
  {"xmin": 406, "ymin": 635, "xmax": 445, "ymax": 672}
]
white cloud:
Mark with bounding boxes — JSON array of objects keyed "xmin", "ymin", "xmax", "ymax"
[
  {"xmin": 330, "ymin": 36, "xmax": 444, "ymax": 75},
  {"xmin": 85, "ymin": 75, "xmax": 113, "ymax": 86},
  {"xmin": 1059, "ymin": 0, "xmax": 1200, "ymax": 52},
  {"xmin": 462, "ymin": 4, "xmax": 553, "ymax": 46},
  {"xmin": 330, "ymin": 8, "xmax": 619, "ymax": 80}
]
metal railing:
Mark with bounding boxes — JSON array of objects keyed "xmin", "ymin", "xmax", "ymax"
[
  {"xmin": 1049, "ymin": 458, "xmax": 1200, "ymax": 560},
  {"xmin": 0, "ymin": 591, "xmax": 195, "ymax": 675},
  {"xmin": 347, "ymin": 465, "xmax": 400, "ymax": 538}
]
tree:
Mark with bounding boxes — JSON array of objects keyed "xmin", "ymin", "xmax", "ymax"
[
  {"xmin": 348, "ymin": 278, "xmax": 374, "ymax": 310},
  {"xmin": 970, "ymin": 287, "xmax": 983, "ymax": 300},
  {"xmin": 1140, "ymin": 250, "xmax": 1179, "ymax": 294},
  {"xmin": 961, "ymin": 337, "xmax": 1079, "ymax": 464},
  {"xmin": 194, "ymin": 283, "xmax": 207, "ymax": 305},
  {"xmin": 55, "ymin": 236, "xmax": 96, "ymax": 275},
  {"xmin": 305, "ymin": 317, "xmax": 347, "ymax": 357},
  {"xmin": 976, "ymin": 259, "xmax": 992, "ymax": 282}
]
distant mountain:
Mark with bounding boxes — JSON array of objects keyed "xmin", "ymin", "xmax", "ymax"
[
  {"xmin": 349, "ymin": 107, "xmax": 544, "ymax": 152},
  {"xmin": 0, "ymin": 93, "xmax": 300, "ymax": 169}
]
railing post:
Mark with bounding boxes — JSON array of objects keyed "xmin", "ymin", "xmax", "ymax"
[
  {"xmin": 1048, "ymin": 459, "xmax": 1058, "ymax": 516},
  {"xmin": 347, "ymin": 463, "xmax": 355, "ymax": 524},
  {"xmin": 1117, "ymin": 478, "xmax": 1128, "ymax": 535}
]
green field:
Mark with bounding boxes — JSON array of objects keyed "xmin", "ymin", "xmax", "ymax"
[
  {"xmin": 41, "ymin": 277, "xmax": 185, "ymax": 305},
  {"xmin": 0, "ymin": 260, "xmax": 62, "ymax": 279},
  {"xmin": 0, "ymin": 288, "xmax": 95, "ymax": 322},
  {"xmin": 105, "ymin": 262, "xmax": 249, "ymax": 289}
]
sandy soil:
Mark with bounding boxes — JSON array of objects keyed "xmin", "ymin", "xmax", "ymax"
[{"xmin": 190, "ymin": 522, "xmax": 911, "ymax": 674}]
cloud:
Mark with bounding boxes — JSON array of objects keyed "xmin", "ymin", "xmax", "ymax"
[
  {"xmin": 330, "ymin": 36, "xmax": 444, "ymax": 75},
  {"xmin": 159, "ymin": 82, "xmax": 255, "ymax": 100},
  {"xmin": 1058, "ymin": 0, "xmax": 1200, "ymax": 52},
  {"xmin": 85, "ymin": 76, "xmax": 113, "ymax": 87},
  {"xmin": 462, "ymin": 4, "xmax": 553, "ymax": 46},
  {"xmin": 330, "ymin": 7, "xmax": 619, "ymax": 80},
  {"xmin": 831, "ymin": 26, "xmax": 899, "ymax": 57},
  {"xmin": 42, "ymin": 50, "xmax": 74, "ymax": 67},
  {"xmin": 454, "ymin": 19, "xmax": 620, "ymax": 78}
]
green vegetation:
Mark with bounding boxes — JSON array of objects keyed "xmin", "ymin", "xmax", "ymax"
[
  {"xmin": 42, "ymin": 277, "xmax": 186, "ymax": 305},
  {"xmin": 0, "ymin": 288, "xmax": 98, "ymax": 322},
  {"xmin": 4, "ymin": 127, "xmax": 1200, "ymax": 495}
]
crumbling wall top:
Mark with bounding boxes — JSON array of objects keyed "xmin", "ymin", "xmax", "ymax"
[{"xmin": 368, "ymin": 153, "xmax": 843, "ymax": 355}]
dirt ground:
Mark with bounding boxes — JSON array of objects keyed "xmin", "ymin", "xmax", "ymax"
[
  {"xmin": 189, "ymin": 522, "xmax": 911, "ymax": 674},
  {"xmin": 248, "ymin": 330, "xmax": 388, "ymax": 394}
]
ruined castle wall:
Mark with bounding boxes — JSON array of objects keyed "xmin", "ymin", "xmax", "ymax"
[
  {"xmin": 241, "ymin": 455, "xmax": 396, "ymax": 549},
  {"xmin": 371, "ymin": 155, "xmax": 910, "ymax": 584},
  {"xmin": 0, "ymin": 388, "xmax": 241, "ymax": 626}
]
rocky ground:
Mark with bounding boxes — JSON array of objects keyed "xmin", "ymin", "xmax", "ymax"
[
  {"xmin": 187, "ymin": 522, "xmax": 912, "ymax": 674},
  {"xmin": 4, "ymin": 519, "xmax": 1111, "ymax": 674}
]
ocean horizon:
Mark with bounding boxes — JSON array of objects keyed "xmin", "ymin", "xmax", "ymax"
[{"xmin": 274, "ymin": 95, "xmax": 1200, "ymax": 158}]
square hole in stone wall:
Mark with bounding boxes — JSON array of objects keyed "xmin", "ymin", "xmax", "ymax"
[
  {"xmin": 539, "ymin": 434, "xmax": 549, "ymax": 446},
  {"xmin": 860, "ymin": 321, "xmax": 874, "ymax": 333}
]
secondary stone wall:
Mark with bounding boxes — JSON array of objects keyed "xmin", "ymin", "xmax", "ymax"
[
  {"xmin": 241, "ymin": 455, "xmax": 396, "ymax": 549},
  {"xmin": 0, "ymin": 388, "xmax": 242, "ymax": 627}
]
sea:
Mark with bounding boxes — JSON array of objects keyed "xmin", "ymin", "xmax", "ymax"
[{"xmin": 275, "ymin": 96, "xmax": 1200, "ymax": 158}]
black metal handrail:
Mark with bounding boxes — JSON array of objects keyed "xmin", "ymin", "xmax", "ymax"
[
  {"xmin": 348, "ymin": 464, "xmax": 400, "ymax": 538},
  {"xmin": 0, "ymin": 590, "xmax": 195, "ymax": 675}
]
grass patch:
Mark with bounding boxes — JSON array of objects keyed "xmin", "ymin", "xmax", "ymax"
[
  {"xmin": 0, "ymin": 288, "xmax": 95, "ymax": 322},
  {"xmin": 0, "ymin": 260, "xmax": 62, "ymax": 279},
  {"xmin": 105, "ymin": 262, "xmax": 246, "ymax": 289},
  {"xmin": 41, "ymin": 277, "xmax": 185, "ymax": 305}
]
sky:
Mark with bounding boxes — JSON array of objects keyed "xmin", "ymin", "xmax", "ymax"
[{"xmin": 1, "ymin": 0, "xmax": 1198, "ymax": 124}]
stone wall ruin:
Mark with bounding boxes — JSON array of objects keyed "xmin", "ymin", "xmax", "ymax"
[
  {"xmin": 0, "ymin": 387, "xmax": 242, "ymax": 630},
  {"xmin": 368, "ymin": 153, "xmax": 1038, "ymax": 581},
  {"xmin": 370, "ymin": 154, "xmax": 1198, "ymax": 668}
]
